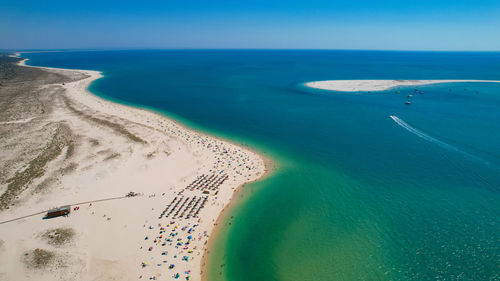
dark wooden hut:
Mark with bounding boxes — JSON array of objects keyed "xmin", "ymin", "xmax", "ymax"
[{"xmin": 46, "ymin": 205, "xmax": 71, "ymax": 218}]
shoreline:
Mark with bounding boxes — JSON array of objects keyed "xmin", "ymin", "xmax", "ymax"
[
  {"xmin": 200, "ymin": 155, "xmax": 276, "ymax": 281},
  {"xmin": 16, "ymin": 52, "xmax": 268, "ymax": 165},
  {"xmin": 3, "ymin": 52, "xmax": 273, "ymax": 281},
  {"xmin": 305, "ymin": 79, "xmax": 500, "ymax": 92}
]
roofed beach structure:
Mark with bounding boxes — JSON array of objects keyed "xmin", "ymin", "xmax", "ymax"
[{"xmin": 46, "ymin": 206, "xmax": 71, "ymax": 218}]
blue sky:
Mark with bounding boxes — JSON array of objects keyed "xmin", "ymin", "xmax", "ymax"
[{"xmin": 1, "ymin": 0, "xmax": 500, "ymax": 50}]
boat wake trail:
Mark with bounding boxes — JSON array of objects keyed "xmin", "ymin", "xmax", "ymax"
[{"xmin": 389, "ymin": 115, "xmax": 488, "ymax": 164}]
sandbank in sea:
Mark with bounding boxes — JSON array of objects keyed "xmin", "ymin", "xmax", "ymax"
[{"xmin": 305, "ymin": 79, "xmax": 500, "ymax": 92}]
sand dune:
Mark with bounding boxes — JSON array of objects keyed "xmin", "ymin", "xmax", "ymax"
[{"xmin": 0, "ymin": 55, "xmax": 267, "ymax": 281}]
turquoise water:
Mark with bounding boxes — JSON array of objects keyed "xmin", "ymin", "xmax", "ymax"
[{"xmin": 24, "ymin": 50, "xmax": 500, "ymax": 280}]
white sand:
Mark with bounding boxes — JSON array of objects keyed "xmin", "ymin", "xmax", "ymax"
[
  {"xmin": 305, "ymin": 79, "xmax": 500, "ymax": 92},
  {"xmin": 0, "ymin": 55, "xmax": 267, "ymax": 280}
]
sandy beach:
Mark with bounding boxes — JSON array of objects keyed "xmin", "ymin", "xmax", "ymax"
[
  {"xmin": 0, "ymin": 54, "xmax": 267, "ymax": 281},
  {"xmin": 305, "ymin": 79, "xmax": 500, "ymax": 92}
]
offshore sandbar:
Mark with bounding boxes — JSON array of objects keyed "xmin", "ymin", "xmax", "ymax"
[{"xmin": 305, "ymin": 79, "xmax": 500, "ymax": 92}]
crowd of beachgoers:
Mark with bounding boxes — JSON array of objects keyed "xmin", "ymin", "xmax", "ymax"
[{"xmin": 135, "ymin": 124, "xmax": 265, "ymax": 280}]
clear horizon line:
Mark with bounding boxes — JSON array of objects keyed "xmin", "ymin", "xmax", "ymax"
[{"xmin": 4, "ymin": 47, "xmax": 500, "ymax": 53}]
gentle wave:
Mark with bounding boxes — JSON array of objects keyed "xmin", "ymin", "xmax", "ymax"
[{"xmin": 389, "ymin": 115, "xmax": 488, "ymax": 165}]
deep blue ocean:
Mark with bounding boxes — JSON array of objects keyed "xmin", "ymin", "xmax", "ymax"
[{"xmin": 24, "ymin": 50, "xmax": 500, "ymax": 280}]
